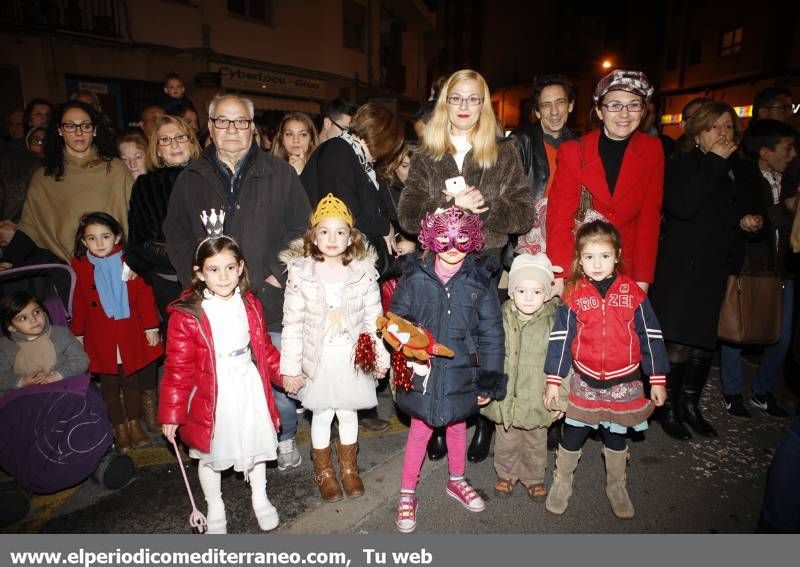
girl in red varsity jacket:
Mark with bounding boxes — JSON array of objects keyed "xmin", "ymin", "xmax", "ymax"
[{"xmin": 543, "ymin": 220, "xmax": 667, "ymax": 520}]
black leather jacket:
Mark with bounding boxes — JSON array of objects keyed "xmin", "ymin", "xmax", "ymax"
[{"xmin": 511, "ymin": 121, "xmax": 578, "ymax": 200}]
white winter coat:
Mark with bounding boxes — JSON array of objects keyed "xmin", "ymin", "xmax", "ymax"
[{"xmin": 279, "ymin": 241, "xmax": 389, "ymax": 380}]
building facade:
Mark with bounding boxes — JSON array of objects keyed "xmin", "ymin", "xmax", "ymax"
[
  {"xmin": 0, "ymin": 0, "xmax": 436, "ymax": 131},
  {"xmin": 479, "ymin": 0, "xmax": 666, "ymax": 135},
  {"xmin": 658, "ymin": 0, "xmax": 800, "ymax": 137}
]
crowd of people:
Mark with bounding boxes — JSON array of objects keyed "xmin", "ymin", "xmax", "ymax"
[{"xmin": 0, "ymin": 67, "xmax": 798, "ymax": 535}]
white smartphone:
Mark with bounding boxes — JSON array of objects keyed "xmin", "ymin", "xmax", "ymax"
[{"xmin": 445, "ymin": 175, "xmax": 467, "ymax": 195}]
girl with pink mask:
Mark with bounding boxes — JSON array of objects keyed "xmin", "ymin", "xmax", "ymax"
[{"xmin": 389, "ymin": 206, "xmax": 506, "ymax": 533}]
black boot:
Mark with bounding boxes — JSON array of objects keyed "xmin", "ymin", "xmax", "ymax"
[
  {"xmin": 547, "ymin": 418, "xmax": 563, "ymax": 451},
  {"xmin": 426, "ymin": 427, "xmax": 447, "ymax": 460},
  {"xmin": 467, "ymin": 415, "xmax": 493, "ymax": 462},
  {"xmin": 681, "ymin": 353, "xmax": 718, "ymax": 437},
  {"xmin": 658, "ymin": 362, "xmax": 692, "ymax": 441}
]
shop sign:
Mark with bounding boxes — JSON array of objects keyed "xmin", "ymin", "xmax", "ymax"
[
  {"xmin": 211, "ymin": 64, "xmax": 325, "ymax": 99},
  {"xmin": 78, "ymin": 82, "xmax": 109, "ymax": 94}
]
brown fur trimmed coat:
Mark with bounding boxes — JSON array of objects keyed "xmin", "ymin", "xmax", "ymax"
[{"xmin": 397, "ymin": 139, "xmax": 535, "ymax": 250}]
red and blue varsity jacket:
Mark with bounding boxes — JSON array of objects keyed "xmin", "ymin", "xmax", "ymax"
[{"xmin": 544, "ymin": 273, "xmax": 669, "ymax": 387}]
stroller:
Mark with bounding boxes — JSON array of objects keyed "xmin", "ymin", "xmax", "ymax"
[{"xmin": 0, "ymin": 263, "xmax": 135, "ymax": 527}]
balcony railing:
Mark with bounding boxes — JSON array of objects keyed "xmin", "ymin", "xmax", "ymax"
[{"xmin": 0, "ymin": 0, "xmax": 126, "ymax": 39}]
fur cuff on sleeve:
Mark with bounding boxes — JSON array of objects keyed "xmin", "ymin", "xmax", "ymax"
[{"xmin": 476, "ymin": 370, "xmax": 508, "ymax": 401}]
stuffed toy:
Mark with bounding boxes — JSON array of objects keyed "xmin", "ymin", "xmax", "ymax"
[
  {"xmin": 376, "ymin": 312, "xmax": 454, "ymax": 361},
  {"xmin": 376, "ymin": 312, "xmax": 454, "ymax": 393}
]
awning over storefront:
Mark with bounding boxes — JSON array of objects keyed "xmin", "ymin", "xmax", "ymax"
[{"xmin": 248, "ymin": 95, "xmax": 320, "ymax": 115}]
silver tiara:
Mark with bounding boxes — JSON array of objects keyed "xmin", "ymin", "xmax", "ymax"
[{"xmin": 200, "ymin": 209, "xmax": 225, "ymax": 237}]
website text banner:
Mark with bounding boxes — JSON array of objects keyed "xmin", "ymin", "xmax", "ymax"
[{"xmin": 1, "ymin": 534, "xmax": 791, "ymax": 567}]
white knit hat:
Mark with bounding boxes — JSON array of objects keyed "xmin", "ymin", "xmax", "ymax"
[{"xmin": 508, "ymin": 253, "xmax": 563, "ymax": 299}]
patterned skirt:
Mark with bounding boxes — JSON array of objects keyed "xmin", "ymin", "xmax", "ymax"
[{"xmin": 565, "ymin": 373, "xmax": 654, "ymax": 430}]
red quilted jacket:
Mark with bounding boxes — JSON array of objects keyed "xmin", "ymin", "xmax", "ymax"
[
  {"xmin": 158, "ymin": 290, "xmax": 282, "ymax": 453},
  {"xmin": 545, "ymin": 273, "xmax": 669, "ymax": 386}
]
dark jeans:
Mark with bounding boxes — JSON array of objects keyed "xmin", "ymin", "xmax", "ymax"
[
  {"xmin": 721, "ymin": 280, "xmax": 794, "ymax": 396},
  {"xmin": 268, "ymin": 331, "xmax": 298, "ymax": 442}
]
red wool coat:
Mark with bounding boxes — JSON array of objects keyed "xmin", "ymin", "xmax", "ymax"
[
  {"xmin": 158, "ymin": 291, "xmax": 282, "ymax": 454},
  {"xmin": 70, "ymin": 252, "xmax": 163, "ymax": 375},
  {"xmin": 546, "ymin": 130, "xmax": 665, "ymax": 283}
]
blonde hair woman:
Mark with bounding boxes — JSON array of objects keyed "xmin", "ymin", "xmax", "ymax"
[
  {"xmin": 396, "ymin": 69, "xmax": 534, "ymax": 464},
  {"xmin": 144, "ymin": 115, "xmax": 201, "ymax": 171},
  {"xmin": 125, "ymin": 113, "xmax": 203, "ymax": 434},
  {"xmin": 398, "ymin": 69, "xmax": 534, "ymax": 258},
  {"xmin": 127, "ymin": 114, "xmax": 202, "ymax": 328}
]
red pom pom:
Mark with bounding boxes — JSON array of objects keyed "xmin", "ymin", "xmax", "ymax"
[
  {"xmin": 392, "ymin": 350, "xmax": 414, "ymax": 392},
  {"xmin": 354, "ymin": 332, "xmax": 377, "ymax": 374}
]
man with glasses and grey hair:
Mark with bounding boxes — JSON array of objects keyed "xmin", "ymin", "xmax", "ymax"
[{"xmin": 164, "ymin": 94, "xmax": 311, "ymax": 472}]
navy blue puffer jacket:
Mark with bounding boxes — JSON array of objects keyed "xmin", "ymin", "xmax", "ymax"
[{"xmin": 390, "ymin": 253, "xmax": 507, "ymax": 427}]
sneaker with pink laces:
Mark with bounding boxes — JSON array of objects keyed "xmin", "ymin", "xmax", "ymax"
[
  {"xmin": 395, "ymin": 495, "xmax": 418, "ymax": 533},
  {"xmin": 446, "ymin": 478, "xmax": 485, "ymax": 512}
]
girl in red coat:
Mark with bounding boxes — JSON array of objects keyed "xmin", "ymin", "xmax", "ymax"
[
  {"xmin": 159, "ymin": 231, "xmax": 283, "ymax": 534},
  {"xmin": 71, "ymin": 212, "xmax": 163, "ymax": 453}
]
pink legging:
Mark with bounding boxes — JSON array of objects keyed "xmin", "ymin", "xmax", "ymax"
[{"xmin": 400, "ymin": 417, "xmax": 466, "ymax": 491}]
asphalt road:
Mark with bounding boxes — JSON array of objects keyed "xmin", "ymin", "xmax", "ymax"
[{"xmin": 3, "ymin": 368, "xmax": 796, "ymax": 535}]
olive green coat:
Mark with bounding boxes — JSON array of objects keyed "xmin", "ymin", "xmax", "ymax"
[{"xmin": 481, "ymin": 299, "xmax": 569, "ymax": 429}]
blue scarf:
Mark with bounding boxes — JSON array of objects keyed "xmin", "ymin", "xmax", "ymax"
[{"xmin": 87, "ymin": 251, "xmax": 130, "ymax": 320}]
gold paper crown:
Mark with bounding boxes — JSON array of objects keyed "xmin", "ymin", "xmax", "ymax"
[{"xmin": 311, "ymin": 193, "xmax": 354, "ymax": 227}]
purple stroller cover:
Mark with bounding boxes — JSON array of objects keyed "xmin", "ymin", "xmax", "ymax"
[{"xmin": 0, "ymin": 374, "xmax": 113, "ymax": 493}]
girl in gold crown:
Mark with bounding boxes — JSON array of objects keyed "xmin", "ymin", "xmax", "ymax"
[{"xmin": 279, "ymin": 194, "xmax": 389, "ymax": 502}]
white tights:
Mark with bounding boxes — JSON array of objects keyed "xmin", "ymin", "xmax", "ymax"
[
  {"xmin": 197, "ymin": 462, "xmax": 270, "ymax": 525},
  {"xmin": 311, "ymin": 408, "xmax": 359, "ymax": 448},
  {"xmin": 198, "ymin": 464, "xmax": 225, "ymax": 531}
]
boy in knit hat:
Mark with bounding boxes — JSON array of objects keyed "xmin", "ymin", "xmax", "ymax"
[{"xmin": 481, "ymin": 253, "xmax": 569, "ymax": 501}]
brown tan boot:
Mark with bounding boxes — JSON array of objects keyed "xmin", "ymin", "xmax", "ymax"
[
  {"xmin": 336, "ymin": 441, "xmax": 364, "ymax": 498},
  {"xmin": 545, "ymin": 446, "xmax": 581, "ymax": 515},
  {"xmin": 113, "ymin": 423, "xmax": 131, "ymax": 453},
  {"xmin": 602, "ymin": 447, "xmax": 635, "ymax": 519},
  {"xmin": 140, "ymin": 389, "xmax": 159, "ymax": 433},
  {"xmin": 127, "ymin": 419, "xmax": 150, "ymax": 448},
  {"xmin": 311, "ymin": 447, "xmax": 343, "ymax": 502}
]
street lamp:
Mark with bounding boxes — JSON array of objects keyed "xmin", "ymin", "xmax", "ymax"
[{"xmin": 601, "ymin": 59, "xmax": 613, "ymax": 70}]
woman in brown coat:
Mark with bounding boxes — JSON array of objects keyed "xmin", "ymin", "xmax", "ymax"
[{"xmin": 397, "ymin": 69, "xmax": 534, "ymax": 463}]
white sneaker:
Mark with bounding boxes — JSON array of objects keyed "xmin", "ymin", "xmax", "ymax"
[{"xmin": 277, "ymin": 439, "xmax": 302, "ymax": 470}]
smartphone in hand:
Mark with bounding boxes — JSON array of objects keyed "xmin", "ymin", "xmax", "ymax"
[{"xmin": 445, "ymin": 175, "xmax": 467, "ymax": 195}]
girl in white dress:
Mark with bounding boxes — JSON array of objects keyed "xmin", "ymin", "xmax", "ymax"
[
  {"xmin": 280, "ymin": 193, "xmax": 389, "ymax": 502},
  {"xmin": 160, "ymin": 232, "xmax": 283, "ymax": 534}
]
